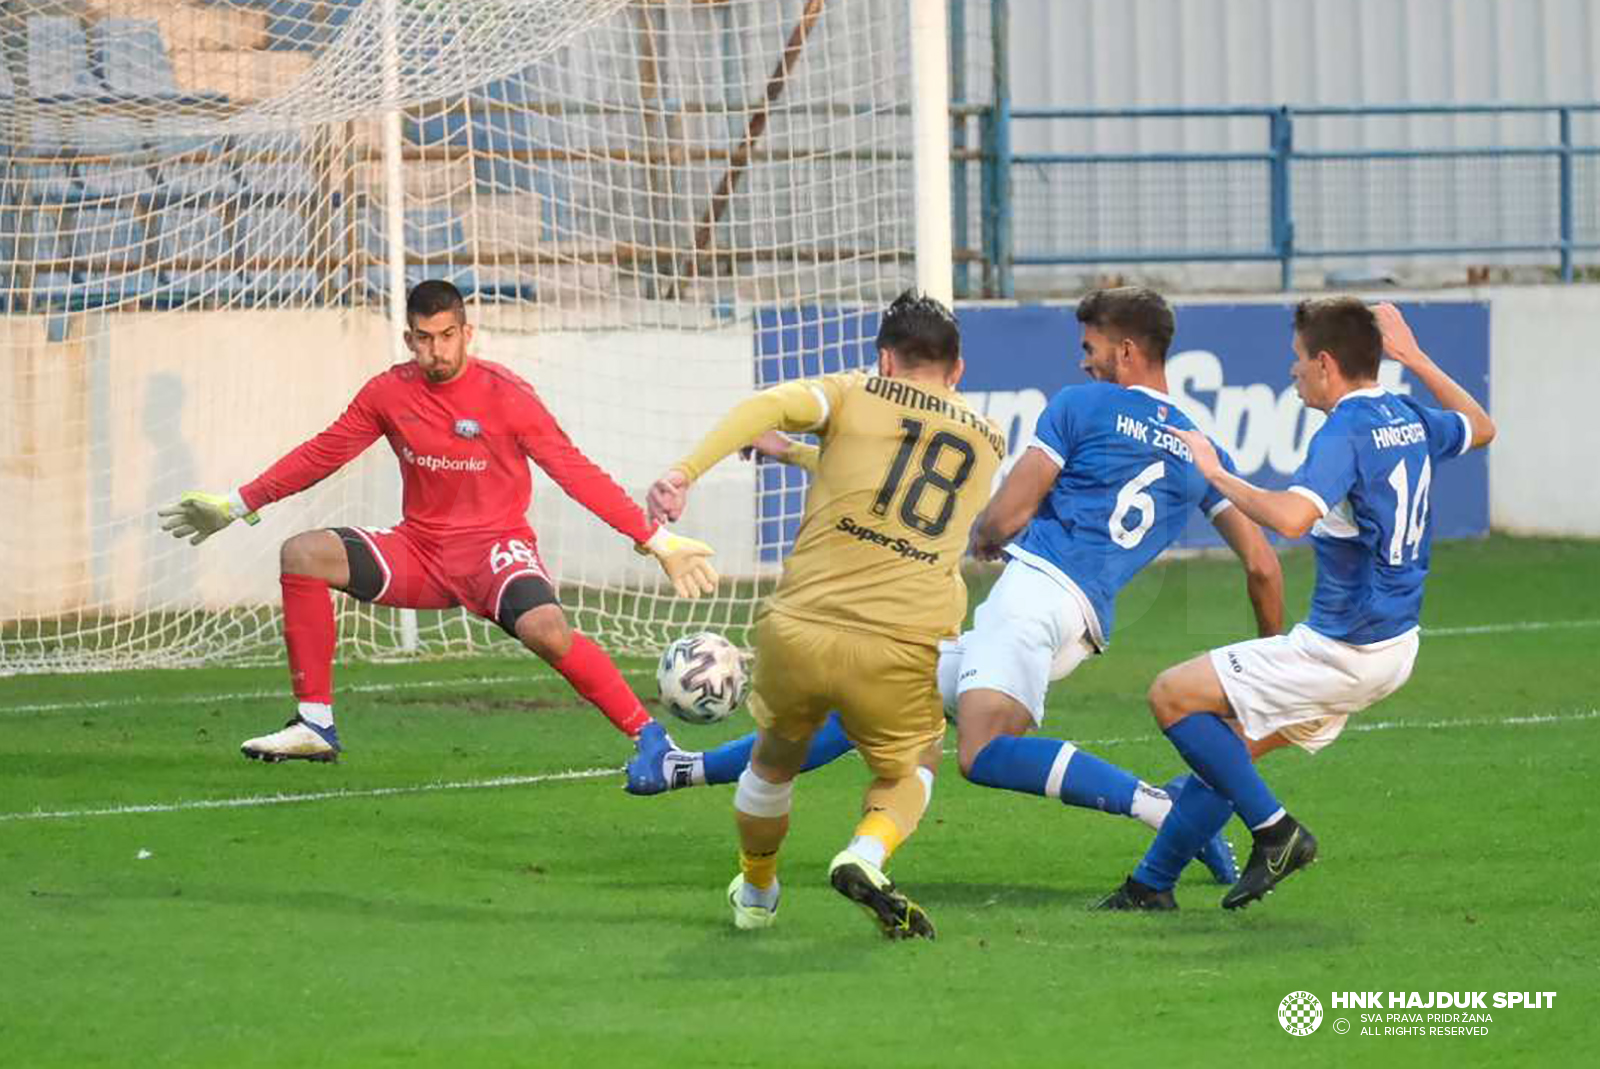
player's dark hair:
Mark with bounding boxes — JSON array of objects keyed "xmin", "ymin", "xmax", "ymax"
[
  {"xmin": 406, "ymin": 279, "xmax": 466, "ymax": 324},
  {"xmin": 1294, "ymin": 297, "xmax": 1382, "ymax": 381},
  {"xmin": 1076, "ymin": 286, "xmax": 1176, "ymax": 362},
  {"xmin": 875, "ymin": 288, "xmax": 960, "ymax": 368}
]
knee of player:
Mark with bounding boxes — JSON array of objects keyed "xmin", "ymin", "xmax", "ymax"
[
  {"xmin": 954, "ymin": 724, "xmax": 994, "ymax": 781},
  {"xmin": 279, "ymin": 532, "xmax": 323, "ymax": 576},
  {"xmin": 1146, "ymin": 670, "xmax": 1184, "ymax": 725},
  {"xmin": 514, "ymin": 605, "xmax": 572, "ymax": 660}
]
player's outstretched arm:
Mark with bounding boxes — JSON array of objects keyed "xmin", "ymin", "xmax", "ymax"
[
  {"xmin": 739, "ymin": 430, "xmax": 819, "ymax": 473},
  {"xmin": 1166, "ymin": 426, "xmax": 1322, "ymax": 539},
  {"xmin": 157, "ymin": 490, "xmax": 260, "ymax": 546},
  {"xmin": 1211, "ymin": 506, "xmax": 1284, "ymax": 636},
  {"xmin": 1373, "ymin": 302, "xmax": 1496, "ymax": 449},
  {"xmin": 968, "ymin": 447, "xmax": 1059, "ymax": 560}
]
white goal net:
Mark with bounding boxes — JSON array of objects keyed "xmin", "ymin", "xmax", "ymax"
[{"xmin": 1, "ymin": 0, "xmax": 922, "ymax": 674}]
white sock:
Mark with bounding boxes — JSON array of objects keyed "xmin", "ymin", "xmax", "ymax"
[
  {"xmin": 298, "ymin": 702, "xmax": 334, "ymax": 729},
  {"xmin": 846, "ymin": 836, "xmax": 888, "ymax": 870},
  {"xmin": 667, "ymin": 752, "xmax": 707, "ymax": 787},
  {"xmin": 739, "ymin": 877, "xmax": 780, "ymax": 910},
  {"xmin": 1130, "ymin": 781, "xmax": 1173, "ymax": 830},
  {"xmin": 1251, "ymin": 807, "xmax": 1287, "ymax": 832}
]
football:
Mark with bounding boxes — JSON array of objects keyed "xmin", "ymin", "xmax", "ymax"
[{"xmin": 656, "ymin": 632, "xmax": 749, "ymax": 725}]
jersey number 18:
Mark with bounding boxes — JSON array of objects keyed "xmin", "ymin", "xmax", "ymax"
[{"xmin": 872, "ymin": 417, "xmax": 977, "ymax": 538}]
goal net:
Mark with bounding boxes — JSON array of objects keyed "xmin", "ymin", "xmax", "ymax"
[{"xmin": 1, "ymin": 0, "xmax": 921, "ymax": 674}]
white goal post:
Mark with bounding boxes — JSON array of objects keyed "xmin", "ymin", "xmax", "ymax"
[{"xmin": 0, "ymin": 0, "xmax": 954, "ymax": 674}]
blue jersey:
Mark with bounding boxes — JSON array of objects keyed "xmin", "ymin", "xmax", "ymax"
[
  {"xmin": 1288, "ymin": 387, "xmax": 1473, "ymax": 645},
  {"xmin": 1007, "ymin": 382, "xmax": 1235, "ymax": 645}
]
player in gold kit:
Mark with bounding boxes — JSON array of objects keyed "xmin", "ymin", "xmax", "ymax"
[{"xmin": 646, "ymin": 291, "xmax": 1003, "ymax": 939}]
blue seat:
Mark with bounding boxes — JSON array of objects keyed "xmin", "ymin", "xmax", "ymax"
[
  {"xmin": 151, "ymin": 136, "xmax": 237, "ymax": 203},
  {"xmin": 263, "ymin": 0, "xmax": 360, "ymax": 51},
  {"xmin": 72, "ymin": 117, "xmax": 153, "ymax": 202},
  {"xmin": 243, "ymin": 161, "xmax": 317, "ymax": 199},
  {"xmin": 22, "ymin": 211, "xmax": 74, "ymax": 306},
  {"xmin": 28, "ymin": 16, "xmax": 101, "ymax": 98},
  {"xmin": 362, "ymin": 206, "xmax": 534, "ymax": 303},
  {"xmin": 20, "ymin": 209, "xmax": 153, "ymax": 309},
  {"xmin": 90, "ymin": 19, "xmax": 181, "ymax": 97},
  {"xmin": 237, "ymin": 207, "xmax": 318, "ymax": 300},
  {"xmin": 154, "ymin": 208, "xmax": 238, "ymax": 306},
  {"xmin": 69, "ymin": 207, "xmax": 158, "ymax": 306},
  {"xmin": 18, "ymin": 118, "xmax": 77, "ymax": 203}
]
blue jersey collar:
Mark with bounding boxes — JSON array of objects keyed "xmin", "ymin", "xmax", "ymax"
[
  {"xmin": 1331, "ymin": 385, "xmax": 1387, "ymax": 410},
  {"xmin": 1127, "ymin": 384, "xmax": 1181, "ymax": 406}
]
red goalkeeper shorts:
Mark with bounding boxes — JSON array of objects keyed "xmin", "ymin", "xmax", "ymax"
[{"xmin": 342, "ymin": 523, "xmax": 552, "ymax": 624}]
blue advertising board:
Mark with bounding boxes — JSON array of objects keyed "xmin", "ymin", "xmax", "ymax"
[{"xmin": 754, "ymin": 301, "xmax": 1489, "ymax": 559}]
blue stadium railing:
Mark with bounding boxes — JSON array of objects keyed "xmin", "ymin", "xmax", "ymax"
[{"xmin": 953, "ymin": 101, "xmax": 1600, "ymax": 297}]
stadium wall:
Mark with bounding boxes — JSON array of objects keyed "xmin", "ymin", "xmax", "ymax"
[
  {"xmin": 1484, "ymin": 287, "xmax": 1600, "ymax": 537},
  {"xmin": 0, "ymin": 311, "xmax": 752, "ymax": 618},
  {"xmin": 0, "ymin": 287, "xmax": 1589, "ymax": 619}
]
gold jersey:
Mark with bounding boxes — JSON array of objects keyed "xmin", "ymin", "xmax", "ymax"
[{"xmin": 768, "ymin": 371, "xmax": 1005, "ymax": 646}]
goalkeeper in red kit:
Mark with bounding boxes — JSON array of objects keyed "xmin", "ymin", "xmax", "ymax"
[{"xmin": 158, "ymin": 280, "xmax": 716, "ymax": 764}]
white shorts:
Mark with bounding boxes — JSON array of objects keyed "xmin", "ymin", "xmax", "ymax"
[
  {"xmin": 1211, "ymin": 624, "xmax": 1420, "ymax": 753},
  {"xmin": 939, "ymin": 559, "xmax": 1097, "ymax": 726}
]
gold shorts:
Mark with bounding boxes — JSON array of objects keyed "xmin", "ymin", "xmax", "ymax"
[{"xmin": 747, "ymin": 609, "xmax": 946, "ymax": 780}]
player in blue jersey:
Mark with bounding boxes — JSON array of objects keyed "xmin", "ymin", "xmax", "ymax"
[
  {"xmin": 629, "ymin": 288, "xmax": 1283, "ymax": 885},
  {"xmin": 1096, "ymin": 298, "xmax": 1495, "ymax": 912},
  {"xmin": 938, "ymin": 287, "xmax": 1281, "ymax": 870}
]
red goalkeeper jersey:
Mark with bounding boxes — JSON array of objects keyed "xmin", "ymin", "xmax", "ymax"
[{"xmin": 240, "ymin": 358, "xmax": 657, "ymax": 544}]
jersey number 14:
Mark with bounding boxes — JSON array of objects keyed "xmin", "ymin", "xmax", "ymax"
[{"xmin": 1386, "ymin": 456, "xmax": 1432, "ymax": 564}]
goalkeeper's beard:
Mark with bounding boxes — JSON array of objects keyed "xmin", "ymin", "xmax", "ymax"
[{"xmin": 420, "ymin": 355, "xmax": 467, "ymax": 383}]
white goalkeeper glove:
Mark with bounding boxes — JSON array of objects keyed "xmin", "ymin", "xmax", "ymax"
[
  {"xmin": 158, "ymin": 490, "xmax": 259, "ymax": 546},
  {"xmin": 637, "ymin": 527, "xmax": 719, "ymax": 599}
]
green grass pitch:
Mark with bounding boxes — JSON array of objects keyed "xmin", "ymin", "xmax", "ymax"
[{"xmin": 3, "ymin": 536, "xmax": 1597, "ymax": 1067}]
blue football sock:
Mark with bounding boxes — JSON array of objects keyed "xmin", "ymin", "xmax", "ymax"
[
  {"xmin": 1132, "ymin": 776, "xmax": 1235, "ymax": 891},
  {"xmin": 701, "ymin": 712, "xmax": 855, "ymax": 786},
  {"xmin": 1163, "ymin": 714, "xmax": 1282, "ymax": 829},
  {"xmin": 966, "ymin": 737, "xmax": 1138, "ymax": 814}
]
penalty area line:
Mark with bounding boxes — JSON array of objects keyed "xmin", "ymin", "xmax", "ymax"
[{"xmin": 3, "ymin": 709, "xmax": 1594, "ymax": 825}]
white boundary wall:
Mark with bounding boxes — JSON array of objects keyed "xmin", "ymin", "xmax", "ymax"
[
  {"xmin": 0, "ymin": 310, "xmax": 752, "ymax": 618},
  {"xmin": 0, "ymin": 284, "xmax": 1593, "ymax": 619},
  {"xmin": 1485, "ymin": 286, "xmax": 1600, "ymax": 537}
]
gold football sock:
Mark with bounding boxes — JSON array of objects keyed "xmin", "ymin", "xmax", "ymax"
[
  {"xmin": 737, "ymin": 811, "xmax": 788, "ymax": 889},
  {"xmin": 853, "ymin": 772, "xmax": 932, "ymax": 864}
]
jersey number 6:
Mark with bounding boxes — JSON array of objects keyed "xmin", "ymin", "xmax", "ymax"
[
  {"xmin": 1109, "ymin": 460, "xmax": 1165, "ymax": 549},
  {"xmin": 871, "ymin": 417, "xmax": 977, "ymax": 538}
]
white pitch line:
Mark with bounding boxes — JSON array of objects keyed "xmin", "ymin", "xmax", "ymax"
[
  {"xmin": 0, "ymin": 766, "xmax": 620, "ymax": 823},
  {"xmin": 1423, "ymin": 619, "xmax": 1600, "ymax": 637},
  {"xmin": 3, "ymin": 618, "xmax": 1596, "ymax": 717},
  {"xmin": 3, "ymin": 709, "xmax": 1593, "ymax": 825},
  {"xmin": 0, "ymin": 667, "xmax": 656, "ymax": 716}
]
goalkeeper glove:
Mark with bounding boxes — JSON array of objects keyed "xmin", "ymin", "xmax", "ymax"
[
  {"xmin": 637, "ymin": 527, "xmax": 719, "ymax": 598},
  {"xmin": 158, "ymin": 490, "xmax": 260, "ymax": 546}
]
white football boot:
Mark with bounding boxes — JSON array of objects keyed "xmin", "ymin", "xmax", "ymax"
[
  {"xmin": 240, "ymin": 716, "xmax": 342, "ymax": 763},
  {"xmin": 726, "ymin": 874, "xmax": 780, "ymax": 930}
]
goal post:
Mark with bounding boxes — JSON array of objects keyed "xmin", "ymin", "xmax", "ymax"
[{"xmin": 0, "ymin": 0, "xmax": 952, "ymax": 674}]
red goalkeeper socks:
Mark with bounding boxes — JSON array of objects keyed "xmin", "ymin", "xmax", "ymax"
[
  {"xmin": 281, "ymin": 573, "xmax": 335, "ymax": 705},
  {"xmin": 553, "ymin": 633, "xmax": 653, "ymax": 738}
]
